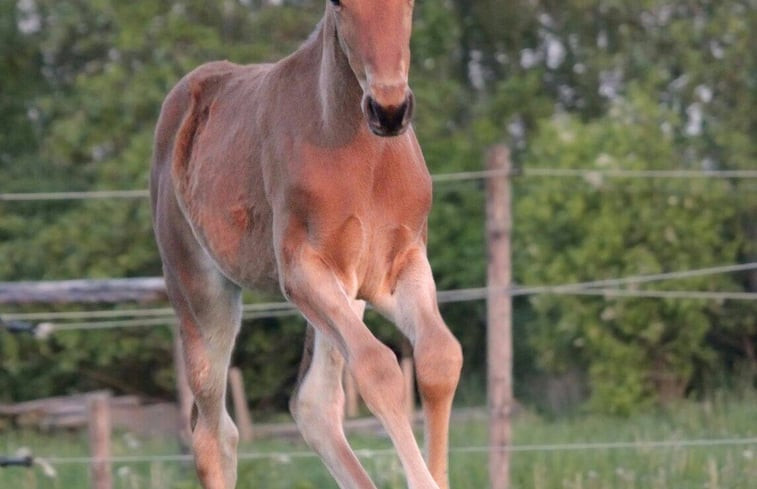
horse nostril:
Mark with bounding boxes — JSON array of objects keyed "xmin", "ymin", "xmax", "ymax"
[
  {"xmin": 403, "ymin": 91, "xmax": 415, "ymax": 123},
  {"xmin": 368, "ymin": 97, "xmax": 382, "ymax": 121},
  {"xmin": 394, "ymin": 100, "xmax": 408, "ymax": 122},
  {"xmin": 364, "ymin": 94, "xmax": 413, "ymax": 136}
]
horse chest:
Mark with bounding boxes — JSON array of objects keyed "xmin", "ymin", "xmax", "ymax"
[
  {"xmin": 288, "ymin": 144, "xmax": 430, "ymax": 235},
  {"xmin": 293, "ymin": 134, "xmax": 430, "ymax": 221},
  {"xmin": 281, "ymin": 143, "xmax": 431, "ymax": 297}
]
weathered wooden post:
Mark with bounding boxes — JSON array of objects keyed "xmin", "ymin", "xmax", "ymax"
[
  {"xmin": 344, "ymin": 372, "xmax": 359, "ymax": 418},
  {"xmin": 173, "ymin": 324, "xmax": 193, "ymax": 446},
  {"xmin": 228, "ymin": 367, "xmax": 254, "ymax": 442},
  {"xmin": 344, "ymin": 343, "xmax": 414, "ymax": 421},
  {"xmin": 400, "ymin": 338, "xmax": 415, "ymax": 422},
  {"xmin": 87, "ymin": 392, "xmax": 113, "ymax": 489},
  {"xmin": 486, "ymin": 145, "xmax": 513, "ymax": 489}
]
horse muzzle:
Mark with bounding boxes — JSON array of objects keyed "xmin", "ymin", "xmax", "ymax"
[{"xmin": 362, "ymin": 90, "xmax": 414, "ymax": 137}]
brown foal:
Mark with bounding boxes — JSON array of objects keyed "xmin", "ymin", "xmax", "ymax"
[{"xmin": 150, "ymin": 1, "xmax": 462, "ymax": 488}]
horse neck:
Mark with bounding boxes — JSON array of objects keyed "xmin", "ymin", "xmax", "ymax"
[{"xmin": 302, "ymin": 13, "xmax": 365, "ymax": 141}]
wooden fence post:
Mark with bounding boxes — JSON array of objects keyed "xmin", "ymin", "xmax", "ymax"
[
  {"xmin": 400, "ymin": 339, "xmax": 415, "ymax": 421},
  {"xmin": 87, "ymin": 392, "xmax": 112, "ymax": 489},
  {"xmin": 344, "ymin": 344, "xmax": 414, "ymax": 421},
  {"xmin": 486, "ymin": 145, "xmax": 513, "ymax": 489},
  {"xmin": 228, "ymin": 367, "xmax": 254, "ymax": 442},
  {"xmin": 173, "ymin": 324, "xmax": 193, "ymax": 447},
  {"xmin": 344, "ymin": 372, "xmax": 359, "ymax": 418}
]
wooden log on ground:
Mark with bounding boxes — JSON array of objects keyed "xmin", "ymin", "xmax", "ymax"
[
  {"xmin": 0, "ymin": 391, "xmax": 137, "ymax": 418},
  {"xmin": 0, "ymin": 392, "xmax": 140, "ymax": 432}
]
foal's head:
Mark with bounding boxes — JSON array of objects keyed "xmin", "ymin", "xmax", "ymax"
[{"xmin": 329, "ymin": 0, "xmax": 415, "ymax": 137}]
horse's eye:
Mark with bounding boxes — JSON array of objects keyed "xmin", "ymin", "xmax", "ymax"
[{"xmin": 330, "ymin": 0, "xmax": 341, "ymax": 6}]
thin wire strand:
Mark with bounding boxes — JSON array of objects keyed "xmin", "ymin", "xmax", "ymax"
[
  {"xmin": 547, "ymin": 289, "xmax": 757, "ymax": 301},
  {"xmin": 4, "ymin": 263, "xmax": 755, "ymax": 329},
  {"xmin": 47, "ymin": 317, "xmax": 175, "ymax": 331},
  {"xmin": 3, "ymin": 301, "xmax": 297, "ymax": 322},
  {"xmin": 5, "ymin": 307, "xmax": 178, "ymax": 321},
  {"xmin": 0, "ymin": 190, "xmax": 150, "ymax": 201},
  {"xmin": 18, "ymin": 287, "xmax": 755, "ymax": 333},
  {"xmin": 46, "ymin": 310, "xmax": 300, "ymax": 332},
  {"xmin": 438, "ymin": 262, "xmax": 757, "ymax": 303},
  {"xmin": 3, "ymin": 262, "xmax": 757, "ymax": 321},
  {"xmin": 2, "ymin": 168, "xmax": 757, "ymax": 201},
  {"xmin": 432, "ymin": 167, "xmax": 757, "ymax": 182},
  {"xmin": 455, "ymin": 436, "xmax": 757, "ymax": 453},
  {"xmin": 520, "ymin": 168, "xmax": 757, "ymax": 179},
  {"xmin": 38, "ymin": 436, "xmax": 757, "ymax": 466},
  {"xmin": 515, "ymin": 262, "xmax": 757, "ymax": 293},
  {"xmin": 437, "ymin": 287, "xmax": 757, "ymax": 304}
]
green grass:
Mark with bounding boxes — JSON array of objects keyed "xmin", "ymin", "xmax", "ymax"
[{"xmin": 2, "ymin": 394, "xmax": 756, "ymax": 488}]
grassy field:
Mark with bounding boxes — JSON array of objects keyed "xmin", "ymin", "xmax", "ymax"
[{"xmin": 1, "ymin": 394, "xmax": 756, "ymax": 489}]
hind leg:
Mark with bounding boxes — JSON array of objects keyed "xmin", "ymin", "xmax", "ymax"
[
  {"xmin": 154, "ymin": 171, "xmax": 243, "ymax": 488},
  {"xmin": 165, "ymin": 268, "xmax": 242, "ymax": 489}
]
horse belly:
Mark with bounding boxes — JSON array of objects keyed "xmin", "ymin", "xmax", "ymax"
[
  {"xmin": 169, "ymin": 62, "xmax": 281, "ymax": 290},
  {"xmin": 190, "ymin": 193, "xmax": 278, "ymax": 291},
  {"xmin": 173, "ymin": 117, "xmax": 279, "ymax": 290}
]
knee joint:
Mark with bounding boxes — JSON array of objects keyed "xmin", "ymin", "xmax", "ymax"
[
  {"xmin": 415, "ymin": 332, "xmax": 463, "ymax": 401},
  {"xmin": 350, "ymin": 344, "xmax": 405, "ymax": 408},
  {"xmin": 290, "ymin": 393, "xmax": 317, "ymax": 428}
]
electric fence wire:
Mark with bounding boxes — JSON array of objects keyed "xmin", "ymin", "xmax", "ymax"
[
  {"xmin": 2, "ymin": 263, "xmax": 755, "ymax": 333},
  {"xmin": 30, "ymin": 435, "xmax": 757, "ymax": 467},
  {"xmin": 3, "ymin": 168, "xmax": 755, "ymax": 469},
  {"xmin": 3, "ymin": 167, "xmax": 757, "ymax": 202},
  {"xmin": 433, "ymin": 167, "xmax": 757, "ymax": 182}
]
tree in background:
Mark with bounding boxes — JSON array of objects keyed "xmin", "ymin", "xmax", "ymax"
[
  {"xmin": 0, "ymin": 0, "xmax": 322, "ymax": 406},
  {"xmin": 0, "ymin": 0, "xmax": 754, "ymax": 414},
  {"xmin": 447, "ymin": 0, "xmax": 756, "ymax": 413},
  {"xmin": 514, "ymin": 91, "xmax": 744, "ymax": 414}
]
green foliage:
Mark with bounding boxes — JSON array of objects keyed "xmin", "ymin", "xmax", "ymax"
[
  {"xmin": 0, "ymin": 0, "xmax": 321, "ymax": 405},
  {"xmin": 0, "ymin": 0, "xmax": 754, "ymax": 415},
  {"xmin": 2, "ymin": 397, "xmax": 756, "ymax": 488},
  {"xmin": 514, "ymin": 93, "xmax": 746, "ymax": 414}
]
